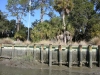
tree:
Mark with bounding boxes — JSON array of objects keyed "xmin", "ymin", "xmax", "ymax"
[
  {"xmin": 31, "ymin": 17, "xmax": 62, "ymax": 42},
  {"xmin": 69, "ymin": 0, "xmax": 100, "ymax": 41},
  {"xmin": 0, "ymin": 10, "xmax": 16, "ymax": 38},
  {"xmin": 8, "ymin": 19, "xmax": 16, "ymax": 37},
  {"xmin": 0, "ymin": 10, "xmax": 7, "ymax": 32},
  {"xmin": 31, "ymin": 22, "xmax": 52, "ymax": 42},
  {"xmin": 6, "ymin": 0, "xmax": 28, "ymax": 32},
  {"xmin": 6, "ymin": 0, "xmax": 32, "ymax": 41},
  {"xmin": 14, "ymin": 22, "xmax": 28, "ymax": 41},
  {"xmin": 53, "ymin": 0, "xmax": 73, "ymax": 43},
  {"xmin": 90, "ymin": 0, "xmax": 100, "ymax": 13},
  {"xmin": 33, "ymin": 0, "xmax": 53, "ymax": 22},
  {"xmin": 0, "ymin": 10, "xmax": 27, "ymax": 39},
  {"xmin": 49, "ymin": 17, "xmax": 63, "ymax": 35},
  {"xmin": 90, "ymin": 23, "xmax": 100, "ymax": 38}
]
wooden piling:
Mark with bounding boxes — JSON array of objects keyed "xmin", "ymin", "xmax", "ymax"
[
  {"xmin": 26, "ymin": 45, "xmax": 29, "ymax": 56},
  {"xmin": 41, "ymin": 44, "xmax": 44, "ymax": 63},
  {"xmin": 79, "ymin": 45, "xmax": 82, "ymax": 67},
  {"xmin": 58, "ymin": 45, "xmax": 62, "ymax": 66},
  {"xmin": 0, "ymin": 44, "xmax": 2, "ymax": 56},
  {"xmin": 69, "ymin": 45, "xmax": 72, "ymax": 68},
  {"xmin": 1, "ymin": 44, "xmax": 99, "ymax": 68},
  {"xmin": 49, "ymin": 44, "xmax": 52, "ymax": 66},
  {"xmin": 89, "ymin": 45, "xmax": 92, "ymax": 68},
  {"xmin": 33, "ymin": 44, "xmax": 36, "ymax": 60},
  {"xmin": 26, "ymin": 45, "xmax": 31, "ymax": 56},
  {"xmin": 98, "ymin": 45, "xmax": 100, "ymax": 67},
  {"xmin": 12, "ymin": 45, "xmax": 15, "ymax": 58}
]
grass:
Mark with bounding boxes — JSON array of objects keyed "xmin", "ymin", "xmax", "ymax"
[
  {"xmin": 89, "ymin": 37, "xmax": 100, "ymax": 45},
  {"xmin": 0, "ymin": 38, "xmax": 14, "ymax": 44},
  {"xmin": 0, "ymin": 37, "xmax": 100, "ymax": 45}
]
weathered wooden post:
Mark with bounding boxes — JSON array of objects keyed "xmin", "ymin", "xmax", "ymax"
[
  {"xmin": 58, "ymin": 45, "xmax": 62, "ymax": 66},
  {"xmin": 26, "ymin": 45, "xmax": 29, "ymax": 56},
  {"xmin": 49, "ymin": 44, "xmax": 52, "ymax": 66},
  {"xmin": 79, "ymin": 45, "xmax": 82, "ymax": 67},
  {"xmin": 98, "ymin": 45, "xmax": 100, "ymax": 67},
  {"xmin": 89, "ymin": 45, "xmax": 92, "ymax": 68},
  {"xmin": 27, "ymin": 45, "xmax": 31, "ymax": 57},
  {"xmin": 33, "ymin": 44, "xmax": 36, "ymax": 60},
  {"xmin": 41, "ymin": 44, "xmax": 44, "ymax": 64},
  {"xmin": 0, "ymin": 44, "xmax": 2, "ymax": 56},
  {"xmin": 69, "ymin": 45, "xmax": 72, "ymax": 68},
  {"xmin": 12, "ymin": 45, "xmax": 15, "ymax": 59}
]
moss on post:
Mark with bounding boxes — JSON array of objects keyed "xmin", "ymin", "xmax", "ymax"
[{"xmin": 58, "ymin": 45, "xmax": 62, "ymax": 66}]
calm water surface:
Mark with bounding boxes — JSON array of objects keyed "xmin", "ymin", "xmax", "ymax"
[{"xmin": 0, "ymin": 64, "xmax": 99, "ymax": 75}]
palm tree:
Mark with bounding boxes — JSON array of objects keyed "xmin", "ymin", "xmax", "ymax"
[{"xmin": 54, "ymin": 0, "xmax": 73, "ymax": 43}]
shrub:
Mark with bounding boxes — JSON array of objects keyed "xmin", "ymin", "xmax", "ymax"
[
  {"xmin": 14, "ymin": 30, "xmax": 26, "ymax": 41},
  {"xmin": 89, "ymin": 37, "xmax": 100, "ymax": 45},
  {"xmin": 1, "ymin": 38, "xmax": 14, "ymax": 44},
  {"xmin": 90, "ymin": 23, "xmax": 100, "ymax": 38}
]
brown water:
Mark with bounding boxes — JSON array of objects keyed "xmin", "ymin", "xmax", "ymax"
[{"xmin": 0, "ymin": 64, "xmax": 100, "ymax": 75}]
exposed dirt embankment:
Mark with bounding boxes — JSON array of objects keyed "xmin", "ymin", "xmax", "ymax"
[
  {"xmin": 0, "ymin": 58, "xmax": 100, "ymax": 75},
  {"xmin": 0, "ymin": 57, "xmax": 41, "ymax": 69}
]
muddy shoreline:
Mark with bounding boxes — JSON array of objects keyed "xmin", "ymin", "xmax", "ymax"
[{"xmin": 0, "ymin": 58, "xmax": 100, "ymax": 75}]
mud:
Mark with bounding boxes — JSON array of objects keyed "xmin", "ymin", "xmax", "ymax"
[{"xmin": 0, "ymin": 59, "xmax": 100, "ymax": 75}]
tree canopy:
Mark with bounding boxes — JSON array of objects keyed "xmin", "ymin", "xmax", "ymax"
[{"xmin": 0, "ymin": 0, "xmax": 100, "ymax": 42}]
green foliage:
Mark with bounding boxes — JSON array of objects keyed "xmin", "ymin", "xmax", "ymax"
[
  {"xmin": 54, "ymin": 0, "xmax": 73, "ymax": 14},
  {"xmin": 6, "ymin": 0, "xmax": 29, "ymax": 32},
  {"xmin": 66, "ymin": 23, "xmax": 75, "ymax": 36},
  {"xmin": 70, "ymin": 0, "xmax": 94, "ymax": 28},
  {"xmin": 14, "ymin": 23, "xmax": 27, "ymax": 41},
  {"xmin": 90, "ymin": 0, "xmax": 100, "ymax": 12},
  {"xmin": 19, "ymin": 0, "xmax": 28, "ymax": 4},
  {"xmin": 1, "ymin": 0, "xmax": 100, "ymax": 43},
  {"xmin": 32, "ymin": 0, "xmax": 54, "ymax": 22},
  {"xmin": 53, "ymin": 0, "xmax": 74, "ymax": 38},
  {"xmin": 49, "ymin": 17, "xmax": 63, "ymax": 35},
  {"xmin": 0, "ymin": 10, "xmax": 7, "ymax": 32},
  {"xmin": 14, "ymin": 30, "xmax": 26, "ymax": 41},
  {"xmin": 0, "ymin": 10, "xmax": 16, "ymax": 37},
  {"xmin": 68, "ymin": 0, "xmax": 100, "ymax": 41},
  {"xmin": 31, "ymin": 17, "xmax": 62, "ymax": 42},
  {"xmin": 31, "ymin": 22, "xmax": 52, "ymax": 42},
  {"xmin": 6, "ymin": 0, "xmax": 28, "ymax": 17},
  {"xmin": 90, "ymin": 23, "xmax": 100, "ymax": 38}
]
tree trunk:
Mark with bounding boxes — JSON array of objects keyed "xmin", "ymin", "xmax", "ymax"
[
  {"xmin": 40, "ymin": 0, "xmax": 44, "ymax": 23},
  {"xmin": 62, "ymin": 10, "xmax": 66, "ymax": 44},
  {"xmin": 16, "ymin": 19, "xmax": 20, "ymax": 41},
  {"xmin": 17, "ymin": 19, "xmax": 20, "ymax": 32}
]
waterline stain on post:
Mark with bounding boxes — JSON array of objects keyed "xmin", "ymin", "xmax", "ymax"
[
  {"xmin": 58, "ymin": 45, "xmax": 62, "ymax": 66},
  {"xmin": 41, "ymin": 44, "xmax": 44, "ymax": 64},
  {"xmin": 79, "ymin": 45, "xmax": 82, "ymax": 67},
  {"xmin": 69, "ymin": 45, "xmax": 72, "ymax": 68},
  {"xmin": 49, "ymin": 44, "xmax": 52, "ymax": 67},
  {"xmin": 89, "ymin": 45, "xmax": 92, "ymax": 68}
]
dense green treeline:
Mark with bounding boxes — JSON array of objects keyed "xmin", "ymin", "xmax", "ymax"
[
  {"xmin": 31, "ymin": 0, "xmax": 100, "ymax": 42},
  {"xmin": 69, "ymin": 0, "xmax": 100, "ymax": 41},
  {"xmin": 0, "ymin": 0, "xmax": 100, "ymax": 42},
  {"xmin": 0, "ymin": 10, "xmax": 28, "ymax": 40}
]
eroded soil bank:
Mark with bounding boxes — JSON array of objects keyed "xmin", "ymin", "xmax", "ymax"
[{"xmin": 0, "ymin": 58, "xmax": 100, "ymax": 75}]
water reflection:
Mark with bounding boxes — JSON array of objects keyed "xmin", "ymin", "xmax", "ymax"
[
  {"xmin": 0, "ymin": 65, "xmax": 98, "ymax": 75},
  {"xmin": 49, "ymin": 68, "xmax": 51, "ymax": 75}
]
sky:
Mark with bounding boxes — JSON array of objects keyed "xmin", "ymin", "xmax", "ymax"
[{"xmin": 0, "ymin": 0, "xmax": 59, "ymax": 28}]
